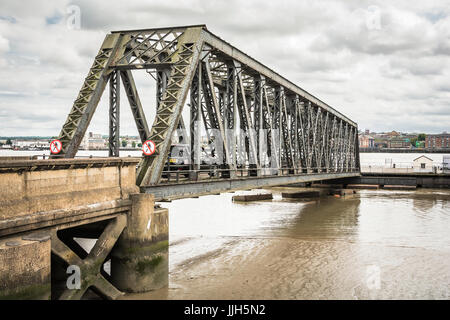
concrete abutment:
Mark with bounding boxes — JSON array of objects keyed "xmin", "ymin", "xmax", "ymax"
[
  {"xmin": 111, "ymin": 193, "xmax": 169, "ymax": 293},
  {"xmin": 0, "ymin": 158, "xmax": 170, "ymax": 299},
  {"xmin": 0, "ymin": 233, "xmax": 51, "ymax": 300}
]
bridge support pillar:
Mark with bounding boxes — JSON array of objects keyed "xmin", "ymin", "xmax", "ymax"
[
  {"xmin": 0, "ymin": 233, "xmax": 51, "ymax": 299},
  {"xmin": 111, "ymin": 193, "xmax": 168, "ymax": 293}
]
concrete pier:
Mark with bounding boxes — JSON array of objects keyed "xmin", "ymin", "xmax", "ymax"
[
  {"xmin": 311, "ymin": 183, "xmax": 344, "ymax": 189},
  {"xmin": 0, "ymin": 233, "xmax": 51, "ymax": 299},
  {"xmin": 346, "ymin": 184, "xmax": 380, "ymax": 190},
  {"xmin": 330, "ymin": 189, "xmax": 357, "ymax": 196},
  {"xmin": 111, "ymin": 193, "xmax": 169, "ymax": 293},
  {"xmin": 282, "ymin": 190, "xmax": 321, "ymax": 199},
  {"xmin": 327, "ymin": 173, "xmax": 450, "ymax": 189},
  {"xmin": 383, "ymin": 185, "xmax": 417, "ymax": 190},
  {"xmin": 232, "ymin": 193, "xmax": 273, "ymax": 202}
]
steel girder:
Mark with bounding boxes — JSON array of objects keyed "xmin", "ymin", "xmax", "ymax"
[
  {"xmin": 55, "ymin": 25, "xmax": 359, "ymax": 186},
  {"xmin": 189, "ymin": 60, "xmax": 202, "ymax": 170},
  {"xmin": 108, "ymin": 70, "xmax": 120, "ymax": 157}
]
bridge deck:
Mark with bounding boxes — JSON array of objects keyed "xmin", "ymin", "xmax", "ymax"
[{"xmin": 142, "ymin": 171, "xmax": 360, "ymax": 201}]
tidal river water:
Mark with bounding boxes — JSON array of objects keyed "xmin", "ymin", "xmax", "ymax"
[{"xmin": 121, "ymin": 187, "xmax": 450, "ymax": 300}]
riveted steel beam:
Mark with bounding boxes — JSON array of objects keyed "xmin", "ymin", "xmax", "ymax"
[{"xmin": 108, "ymin": 70, "xmax": 120, "ymax": 157}]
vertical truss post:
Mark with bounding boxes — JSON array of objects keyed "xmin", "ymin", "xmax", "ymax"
[
  {"xmin": 234, "ymin": 61, "xmax": 259, "ymax": 175},
  {"xmin": 266, "ymin": 86, "xmax": 278, "ymax": 173},
  {"xmin": 190, "ymin": 62, "xmax": 202, "ymax": 178},
  {"xmin": 203, "ymin": 55, "xmax": 232, "ymax": 172},
  {"xmin": 329, "ymin": 116, "xmax": 336, "ymax": 172},
  {"xmin": 199, "ymin": 60, "xmax": 218, "ymax": 143},
  {"xmin": 311, "ymin": 105, "xmax": 321, "ymax": 173},
  {"xmin": 313, "ymin": 107, "xmax": 323, "ymax": 173},
  {"xmin": 296, "ymin": 99, "xmax": 307, "ymax": 172},
  {"xmin": 292, "ymin": 96, "xmax": 299, "ymax": 172},
  {"xmin": 225, "ymin": 62, "xmax": 237, "ymax": 175},
  {"xmin": 156, "ymin": 69, "xmax": 170, "ymax": 109},
  {"xmin": 355, "ymin": 128, "xmax": 360, "ymax": 172},
  {"xmin": 305, "ymin": 102, "xmax": 313, "ymax": 172},
  {"xmin": 218, "ymin": 91, "xmax": 226, "ymax": 125},
  {"xmin": 335, "ymin": 119, "xmax": 343, "ymax": 172},
  {"xmin": 273, "ymin": 87, "xmax": 282, "ymax": 174},
  {"xmin": 108, "ymin": 70, "xmax": 120, "ymax": 157},
  {"xmin": 254, "ymin": 75, "xmax": 264, "ymax": 170},
  {"xmin": 320, "ymin": 112, "xmax": 329, "ymax": 172},
  {"xmin": 343, "ymin": 123, "xmax": 349, "ymax": 172},
  {"xmin": 281, "ymin": 93, "xmax": 296, "ymax": 173}
]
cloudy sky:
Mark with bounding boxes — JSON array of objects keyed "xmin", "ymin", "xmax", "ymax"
[{"xmin": 0, "ymin": 0, "xmax": 449, "ymax": 136}]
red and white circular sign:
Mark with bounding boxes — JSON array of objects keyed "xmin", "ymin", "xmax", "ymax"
[
  {"xmin": 142, "ymin": 140, "xmax": 156, "ymax": 156},
  {"xmin": 50, "ymin": 139, "xmax": 62, "ymax": 154}
]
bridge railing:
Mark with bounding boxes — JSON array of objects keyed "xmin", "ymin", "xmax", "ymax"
[{"xmin": 161, "ymin": 166, "xmax": 360, "ymax": 184}]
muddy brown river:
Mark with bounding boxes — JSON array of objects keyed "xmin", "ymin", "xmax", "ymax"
[{"xmin": 118, "ymin": 187, "xmax": 450, "ymax": 300}]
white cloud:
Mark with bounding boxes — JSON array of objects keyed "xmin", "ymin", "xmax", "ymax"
[{"xmin": 0, "ymin": 0, "xmax": 449, "ymax": 136}]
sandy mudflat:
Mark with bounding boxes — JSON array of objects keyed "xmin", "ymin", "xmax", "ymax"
[{"xmin": 121, "ymin": 235, "xmax": 450, "ymax": 300}]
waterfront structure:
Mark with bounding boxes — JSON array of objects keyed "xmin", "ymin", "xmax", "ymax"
[
  {"xmin": 388, "ymin": 137, "xmax": 410, "ymax": 149},
  {"xmin": 387, "ymin": 130, "xmax": 401, "ymax": 137},
  {"xmin": 80, "ymin": 132, "xmax": 106, "ymax": 150},
  {"xmin": 425, "ymin": 132, "xmax": 450, "ymax": 149},
  {"xmin": 374, "ymin": 139, "xmax": 388, "ymax": 149},
  {"xmin": 413, "ymin": 155, "xmax": 434, "ymax": 173},
  {"xmin": 359, "ymin": 135, "xmax": 374, "ymax": 148}
]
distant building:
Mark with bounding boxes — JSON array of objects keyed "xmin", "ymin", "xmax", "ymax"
[
  {"xmin": 80, "ymin": 132, "xmax": 106, "ymax": 150},
  {"xmin": 387, "ymin": 130, "xmax": 401, "ymax": 137},
  {"xmin": 359, "ymin": 135, "xmax": 375, "ymax": 148},
  {"xmin": 364, "ymin": 129, "xmax": 370, "ymax": 135},
  {"xmin": 388, "ymin": 137, "xmax": 410, "ymax": 149},
  {"xmin": 425, "ymin": 133, "xmax": 450, "ymax": 149},
  {"xmin": 374, "ymin": 141, "xmax": 388, "ymax": 149},
  {"xmin": 126, "ymin": 138, "xmax": 140, "ymax": 149},
  {"xmin": 413, "ymin": 155, "xmax": 434, "ymax": 173}
]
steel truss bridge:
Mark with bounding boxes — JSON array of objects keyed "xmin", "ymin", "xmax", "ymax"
[{"xmin": 55, "ymin": 25, "xmax": 360, "ymax": 197}]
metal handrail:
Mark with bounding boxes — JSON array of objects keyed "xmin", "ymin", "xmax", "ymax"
[{"xmin": 161, "ymin": 166, "xmax": 360, "ymax": 183}]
